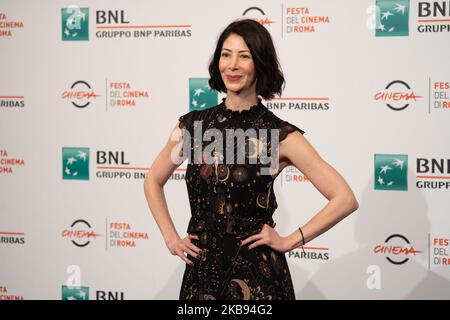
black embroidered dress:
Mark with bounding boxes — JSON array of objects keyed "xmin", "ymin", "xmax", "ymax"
[{"xmin": 177, "ymin": 98, "xmax": 305, "ymax": 300}]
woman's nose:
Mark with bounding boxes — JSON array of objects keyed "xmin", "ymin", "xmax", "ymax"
[{"xmin": 229, "ymin": 55, "xmax": 239, "ymax": 69}]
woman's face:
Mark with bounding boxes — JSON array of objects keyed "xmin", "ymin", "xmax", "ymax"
[{"xmin": 219, "ymin": 33, "xmax": 256, "ymax": 96}]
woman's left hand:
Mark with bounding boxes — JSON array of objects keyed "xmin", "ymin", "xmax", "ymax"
[{"xmin": 239, "ymin": 224, "xmax": 288, "ymax": 253}]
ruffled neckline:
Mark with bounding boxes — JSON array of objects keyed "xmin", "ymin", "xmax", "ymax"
[{"xmin": 218, "ymin": 97, "xmax": 264, "ymax": 117}]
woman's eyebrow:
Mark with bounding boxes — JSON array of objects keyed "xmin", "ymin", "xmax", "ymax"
[{"xmin": 222, "ymin": 48, "xmax": 250, "ymax": 53}]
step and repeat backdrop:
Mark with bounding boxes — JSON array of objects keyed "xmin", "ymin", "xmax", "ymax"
[{"xmin": 1, "ymin": 0, "xmax": 449, "ymax": 300}]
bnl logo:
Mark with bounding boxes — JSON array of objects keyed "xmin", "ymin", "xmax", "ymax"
[
  {"xmin": 62, "ymin": 147, "xmax": 89, "ymax": 180},
  {"xmin": 62, "ymin": 7, "xmax": 130, "ymax": 41},
  {"xmin": 62, "ymin": 285, "xmax": 89, "ymax": 300},
  {"xmin": 62, "ymin": 286, "xmax": 124, "ymax": 300},
  {"xmin": 61, "ymin": 6, "xmax": 89, "ymax": 41},
  {"xmin": 375, "ymin": 0, "xmax": 409, "ymax": 37},
  {"xmin": 189, "ymin": 78, "xmax": 218, "ymax": 111},
  {"xmin": 374, "ymin": 154, "xmax": 408, "ymax": 191}
]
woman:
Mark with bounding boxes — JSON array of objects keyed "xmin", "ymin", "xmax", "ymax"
[{"xmin": 144, "ymin": 19, "xmax": 359, "ymax": 300}]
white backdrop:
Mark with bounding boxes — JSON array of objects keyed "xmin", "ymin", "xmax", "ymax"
[{"xmin": 1, "ymin": 0, "xmax": 449, "ymax": 300}]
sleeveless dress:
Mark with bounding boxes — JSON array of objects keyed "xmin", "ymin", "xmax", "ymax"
[{"xmin": 177, "ymin": 97, "xmax": 305, "ymax": 300}]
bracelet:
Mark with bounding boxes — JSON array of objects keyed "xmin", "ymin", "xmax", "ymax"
[
  {"xmin": 298, "ymin": 227, "xmax": 306, "ymax": 254},
  {"xmin": 298, "ymin": 227, "xmax": 305, "ymax": 245}
]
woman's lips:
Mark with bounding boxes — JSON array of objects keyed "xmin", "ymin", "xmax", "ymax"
[{"xmin": 227, "ymin": 75, "xmax": 242, "ymax": 82}]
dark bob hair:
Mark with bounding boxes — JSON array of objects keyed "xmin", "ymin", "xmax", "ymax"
[{"xmin": 208, "ymin": 19, "xmax": 285, "ymax": 100}]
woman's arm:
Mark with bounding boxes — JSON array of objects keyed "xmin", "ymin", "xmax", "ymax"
[
  {"xmin": 240, "ymin": 130, "xmax": 359, "ymax": 253},
  {"xmin": 143, "ymin": 121, "xmax": 201, "ymax": 264},
  {"xmin": 280, "ymin": 131, "xmax": 359, "ymax": 251}
]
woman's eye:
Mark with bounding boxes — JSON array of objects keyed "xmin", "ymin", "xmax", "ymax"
[{"xmin": 220, "ymin": 53, "xmax": 251, "ymax": 59}]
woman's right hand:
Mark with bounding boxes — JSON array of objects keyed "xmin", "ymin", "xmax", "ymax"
[{"xmin": 166, "ymin": 234, "xmax": 202, "ymax": 265}]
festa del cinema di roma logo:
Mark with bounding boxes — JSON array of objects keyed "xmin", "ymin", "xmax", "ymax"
[
  {"xmin": 374, "ymin": 80, "xmax": 422, "ymax": 111},
  {"xmin": 61, "ymin": 219, "xmax": 100, "ymax": 247},
  {"xmin": 374, "ymin": 234, "xmax": 422, "ymax": 265}
]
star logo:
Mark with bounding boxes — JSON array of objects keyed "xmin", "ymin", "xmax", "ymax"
[
  {"xmin": 61, "ymin": 6, "xmax": 89, "ymax": 41},
  {"xmin": 189, "ymin": 78, "xmax": 218, "ymax": 111},
  {"xmin": 375, "ymin": 0, "xmax": 409, "ymax": 37},
  {"xmin": 374, "ymin": 154, "xmax": 408, "ymax": 191},
  {"xmin": 62, "ymin": 285, "xmax": 89, "ymax": 300},
  {"xmin": 62, "ymin": 147, "xmax": 90, "ymax": 180}
]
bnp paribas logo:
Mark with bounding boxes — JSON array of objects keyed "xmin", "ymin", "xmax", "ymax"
[
  {"xmin": 61, "ymin": 6, "xmax": 89, "ymax": 41},
  {"xmin": 375, "ymin": 0, "xmax": 409, "ymax": 37},
  {"xmin": 189, "ymin": 78, "xmax": 218, "ymax": 111},
  {"xmin": 62, "ymin": 147, "xmax": 89, "ymax": 180},
  {"xmin": 374, "ymin": 154, "xmax": 408, "ymax": 191},
  {"xmin": 62, "ymin": 285, "xmax": 89, "ymax": 300}
]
